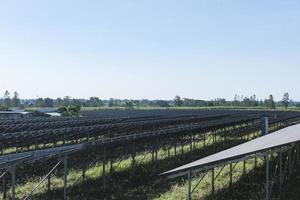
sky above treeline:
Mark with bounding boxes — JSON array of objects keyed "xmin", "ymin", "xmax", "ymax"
[{"xmin": 0, "ymin": 1, "xmax": 299, "ymax": 101}]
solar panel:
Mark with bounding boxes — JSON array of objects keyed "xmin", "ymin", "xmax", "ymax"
[
  {"xmin": 162, "ymin": 124, "xmax": 300, "ymax": 176},
  {"xmin": 0, "ymin": 144, "xmax": 82, "ymax": 169}
]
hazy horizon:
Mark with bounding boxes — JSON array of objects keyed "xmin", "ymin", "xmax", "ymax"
[{"xmin": 1, "ymin": 1, "xmax": 299, "ymax": 101}]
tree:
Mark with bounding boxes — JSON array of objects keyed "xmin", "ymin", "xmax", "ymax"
[
  {"xmin": 173, "ymin": 96, "xmax": 183, "ymax": 107},
  {"xmin": 233, "ymin": 94, "xmax": 240, "ymax": 106},
  {"xmin": 3, "ymin": 90, "xmax": 11, "ymax": 107},
  {"xmin": 243, "ymin": 97, "xmax": 251, "ymax": 106},
  {"xmin": 88, "ymin": 97, "xmax": 104, "ymax": 107},
  {"xmin": 43, "ymin": 98, "xmax": 54, "ymax": 107},
  {"xmin": 0, "ymin": 105, "xmax": 9, "ymax": 111},
  {"xmin": 267, "ymin": 95, "xmax": 276, "ymax": 109},
  {"xmin": 72, "ymin": 99, "xmax": 82, "ymax": 107},
  {"xmin": 250, "ymin": 94, "xmax": 258, "ymax": 106},
  {"xmin": 58, "ymin": 105, "xmax": 81, "ymax": 116},
  {"xmin": 108, "ymin": 98, "xmax": 115, "ymax": 107},
  {"xmin": 154, "ymin": 100, "xmax": 170, "ymax": 107},
  {"xmin": 12, "ymin": 92, "xmax": 20, "ymax": 107},
  {"xmin": 55, "ymin": 98, "xmax": 64, "ymax": 107},
  {"xmin": 36, "ymin": 98, "xmax": 44, "ymax": 107},
  {"xmin": 63, "ymin": 96, "xmax": 72, "ymax": 106},
  {"xmin": 125, "ymin": 101, "xmax": 134, "ymax": 109},
  {"xmin": 282, "ymin": 93, "xmax": 290, "ymax": 109}
]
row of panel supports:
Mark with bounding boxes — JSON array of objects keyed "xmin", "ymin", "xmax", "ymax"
[
  {"xmin": 0, "ymin": 155, "xmax": 68, "ymax": 200},
  {"xmin": 0, "ymin": 120, "xmax": 289, "ymax": 199},
  {"xmin": 186, "ymin": 143, "xmax": 300, "ymax": 200}
]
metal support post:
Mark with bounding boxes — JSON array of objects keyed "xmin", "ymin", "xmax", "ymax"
[
  {"xmin": 279, "ymin": 152, "xmax": 283, "ymax": 198},
  {"xmin": 152, "ymin": 143, "xmax": 155, "ymax": 162},
  {"xmin": 288, "ymin": 150, "xmax": 292, "ymax": 174},
  {"xmin": 229, "ymin": 163, "xmax": 233, "ymax": 186},
  {"xmin": 261, "ymin": 117, "xmax": 269, "ymax": 136},
  {"xmin": 190, "ymin": 134, "xmax": 193, "ymax": 159},
  {"xmin": 174, "ymin": 144, "xmax": 177, "ymax": 156},
  {"xmin": 193, "ymin": 135, "xmax": 196, "ymax": 149},
  {"xmin": 181, "ymin": 143, "xmax": 184, "ymax": 157},
  {"xmin": 131, "ymin": 142, "xmax": 136, "ymax": 176},
  {"xmin": 155, "ymin": 139, "xmax": 158, "ymax": 162},
  {"xmin": 211, "ymin": 168, "xmax": 215, "ymax": 196},
  {"xmin": 266, "ymin": 154, "xmax": 270, "ymax": 200},
  {"xmin": 102, "ymin": 147, "xmax": 106, "ymax": 189},
  {"xmin": 187, "ymin": 170, "xmax": 192, "ymax": 200},
  {"xmin": 47, "ymin": 173, "xmax": 51, "ymax": 192},
  {"xmin": 63, "ymin": 155, "xmax": 68, "ymax": 200},
  {"xmin": 297, "ymin": 144, "xmax": 300, "ymax": 166},
  {"xmin": 110, "ymin": 159, "xmax": 113, "ymax": 173},
  {"xmin": 296, "ymin": 144, "xmax": 300, "ymax": 166},
  {"xmin": 9, "ymin": 166, "xmax": 16, "ymax": 200},
  {"xmin": 213, "ymin": 133, "xmax": 216, "ymax": 144},
  {"xmin": 255, "ymin": 157, "xmax": 257, "ymax": 169},
  {"xmin": 2, "ymin": 171, "xmax": 7, "ymax": 199}
]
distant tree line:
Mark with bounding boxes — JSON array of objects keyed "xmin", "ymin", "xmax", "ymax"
[
  {"xmin": 0, "ymin": 90, "xmax": 297, "ymax": 110},
  {"xmin": 172, "ymin": 93, "xmax": 293, "ymax": 109}
]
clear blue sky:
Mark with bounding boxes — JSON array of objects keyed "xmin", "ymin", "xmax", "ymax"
[{"xmin": 0, "ymin": 0, "xmax": 299, "ymax": 101}]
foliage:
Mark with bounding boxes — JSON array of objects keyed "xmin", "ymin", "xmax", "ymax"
[
  {"xmin": 57, "ymin": 105, "xmax": 81, "ymax": 116},
  {"xmin": 173, "ymin": 96, "xmax": 183, "ymax": 107},
  {"xmin": 265, "ymin": 94, "xmax": 276, "ymax": 109},
  {"xmin": 282, "ymin": 92, "xmax": 290, "ymax": 109},
  {"xmin": 88, "ymin": 97, "xmax": 104, "ymax": 107},
  {"xmin": 3, "ymin": 90, "xmax": 11, "ymax": 107},
  {"xmin": 0, "ymin": 105, "xmax": 9, "ymax": 111},
  {"xmin": 43, "ymin": 98, "xmax": 54, "ymax": 107},
  {"xmin": 154, "ymin": 100, "xmax": 170, "ymax": 107},
  {"xmin": 1, "ymin": 90, "xmax": 21, "ymax": 108},
  {"xmin": 124, "ymin": 101, "xmax": 134, "ymax": 109},
  {"xmin": 0, "ymin": 90, "xmax": 297, "ymax": 110},
  {"xmin": 108, "ymin": 98, "xmax": 115, "ymax": 107},
  {"xmin": 12, "ymin": 92, "xmax": 21, "ymax": 107}
]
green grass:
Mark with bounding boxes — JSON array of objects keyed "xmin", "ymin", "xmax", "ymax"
[
  {"xmin": 156, "ymin": 159, "xmax": 265, "ymax": 200},
  {"xmin": 0, "ymin": 131, "xmax": 260, "ymax": 200},
  {"xmin": 0, "ymin": 124, "xmax": 294, "ymax": 200}
]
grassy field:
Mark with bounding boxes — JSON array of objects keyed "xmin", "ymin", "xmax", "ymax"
[
  {"xmin": 1, "ymin": 119, "xmax": 298, "ymax": 200},
  {"xmin": 1, "ymin": 132, "xmax": 263, "ymax": 200},
  {"xmin": 156, "ymin": 159, "xmax": 265, "ymax": 200}
]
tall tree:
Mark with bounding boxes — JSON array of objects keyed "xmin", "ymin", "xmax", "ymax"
[
  {"xmin": 267, "ymin": 95, "xmax": 276, "ymax": 109},
  {"xmin": 3, "ymin": 90, "xmax": 11, "ymax": 107},
  {"xmin": 63, "ymin": 96, "xmax": 72, "ymax": 106},
  {"xmin": 55, "ymin": 98, "xmax": 63, "ymax": 107},
  {"xmin": 173, "ymin": 96, "xmax": 183, "ymax": 107},
  {"xmin": 36, "ymin": 98, "xmax": 44, "ymax": 107},
  {"xmin": 282, "ymin": 93, "xmax": 290, "ymax": 109},
  {"xmin": 108, "ymin": 98, "xmax": 115, "ymax": 107},
  {"xmin": 89, "ymin": 97, "xmax": 103, "ymax": 107},
  {"xmin": 12, "ymin": 92, "xmax": 20, "ymax": 107},
  {"xmin": 233, "ymin": 94, "xmax": 240, "ymax": 106},
  {"xmin": 125, "ymin": 101, "xmax": 134, "ymax": 109},
  {"xmin": 43, "ymin": 98, "xmax": 54, "ymax": 107}
]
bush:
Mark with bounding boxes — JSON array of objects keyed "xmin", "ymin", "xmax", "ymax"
[
  {"xmin": 0, "ymin": 105, "xmax": 9, "ymax": 111},
  {"xmin": 58, "ymin": 105, "xmax": 81, "ymax": 116}
]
